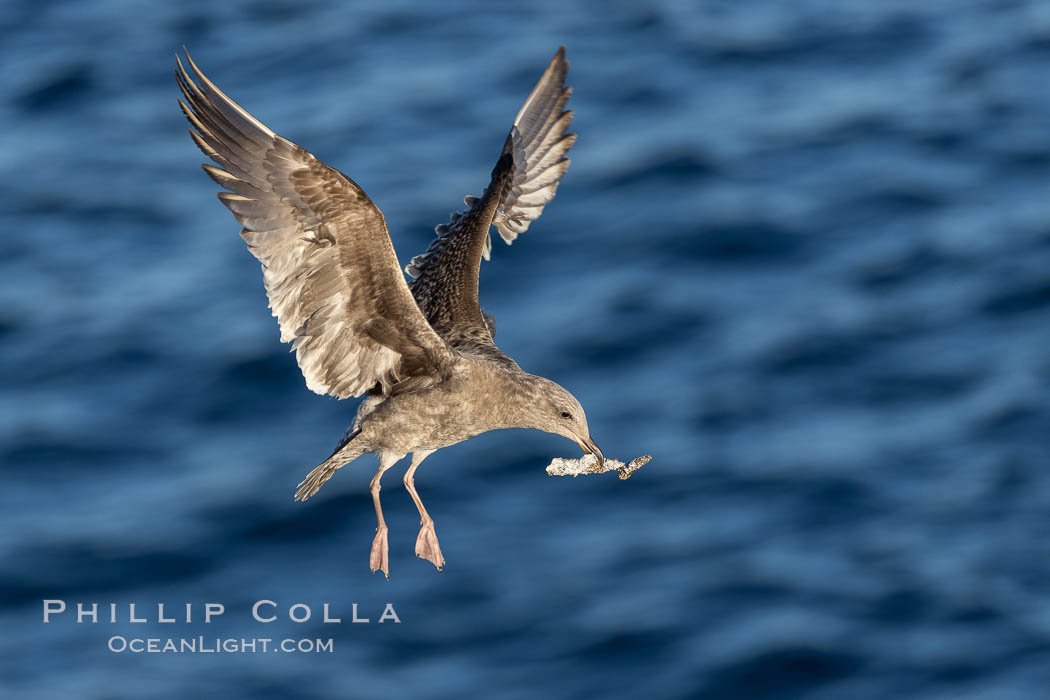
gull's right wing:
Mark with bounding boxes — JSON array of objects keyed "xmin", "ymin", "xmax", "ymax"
[{"xmin": 406, "ymin": 47, "xmax": 575, "ymax": 353}]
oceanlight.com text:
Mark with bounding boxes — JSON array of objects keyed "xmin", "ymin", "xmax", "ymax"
[{"xmin": 107, "ymin": 636, "xmax": 334, "ymax": 654}]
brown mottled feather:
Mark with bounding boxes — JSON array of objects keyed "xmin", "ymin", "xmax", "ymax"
[{"xmin": 406, "ymin": 47, "xmax": 574, "ymax": 364}]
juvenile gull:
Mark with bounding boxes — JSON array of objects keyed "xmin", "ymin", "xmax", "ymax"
[{"xmin": 177, "ymin": 47, "xmax": 603, "ymax": 578}]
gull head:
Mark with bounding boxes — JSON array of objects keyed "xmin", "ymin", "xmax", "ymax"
[{"xmin": 523, "ymin": 376, "xmax": 604, "ymax": 468}]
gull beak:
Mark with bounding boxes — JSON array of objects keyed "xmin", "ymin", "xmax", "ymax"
[{"xmin": 576, "ymin": 435, "xmax": 605, "ymax": 469}]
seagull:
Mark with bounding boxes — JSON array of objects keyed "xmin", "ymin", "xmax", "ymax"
[{"xmin": 176, "ymin": 47, "xmax": 602, "ymax": 578}]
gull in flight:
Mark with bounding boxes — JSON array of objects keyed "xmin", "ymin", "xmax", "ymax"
[{"xmin": 176, "ymin": 47, "xmax": 601, "ymax": 578}]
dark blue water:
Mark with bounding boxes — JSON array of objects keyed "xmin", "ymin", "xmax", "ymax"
[{"xmin": 4, "ymin": 1, "xmax": 1050, "ymax": 697}]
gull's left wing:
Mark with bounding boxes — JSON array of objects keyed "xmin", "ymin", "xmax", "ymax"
[{"xmin": 176, "ymin": 51, "xmax": 454, "ymax": 398}]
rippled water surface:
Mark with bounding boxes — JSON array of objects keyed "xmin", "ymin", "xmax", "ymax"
[{"xmin": 4, "ymin": 1, "xmax": 1050, "ymax": 698}]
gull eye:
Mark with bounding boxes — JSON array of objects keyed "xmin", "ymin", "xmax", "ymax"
[{"xmin": 560, "ymin": 411, "xmax": 572, "ymax": 420}]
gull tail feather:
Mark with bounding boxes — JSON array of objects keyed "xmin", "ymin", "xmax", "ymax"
[{"xmin": 294, "ymin": 432, "xmax": 365, "ymax": 501}]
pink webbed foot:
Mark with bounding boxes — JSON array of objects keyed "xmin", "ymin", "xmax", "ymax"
[
  {"xmin": 415, "ymin": 519, "xmax": 445, "ymax": 571},
  {"xmin": 370, "ymin": 526, "xmax": 390, "ymax": 579}
]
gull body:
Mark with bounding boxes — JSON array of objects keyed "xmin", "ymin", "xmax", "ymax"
[{"xmin": 176, "ymin": 47, "xmax": 600, "ymax": 577}]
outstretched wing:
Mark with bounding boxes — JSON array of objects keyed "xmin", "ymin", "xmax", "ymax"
[
  {"xmin": 176, "ymin": 51, "xmax": 453, "ymax": 398},
  {"xmin": 406, "ymin": 47, "xmax": 575, "ymax": 354}
]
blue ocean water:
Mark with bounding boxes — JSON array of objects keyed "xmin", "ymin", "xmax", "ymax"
[{"xmin": 3, "ymin": 0, "xmax": 1050, "ymax": 697}]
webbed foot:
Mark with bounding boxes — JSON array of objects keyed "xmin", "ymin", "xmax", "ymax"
[
  {"xmin": 370, "ymin": 526, "xmax": 390, "ymax": 579},
  {"xmin": 415, "ymin": 518, "xmax": 445, "ymax": 571}
]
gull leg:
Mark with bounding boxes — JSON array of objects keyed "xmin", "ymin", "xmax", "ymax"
[
  {"xmin": 403, "ymin": 450, "xmax": 444, "ymax": 571},
  {"xmin": 369, "ymin": 451, "xmax": 404, "ymax": 579}
]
